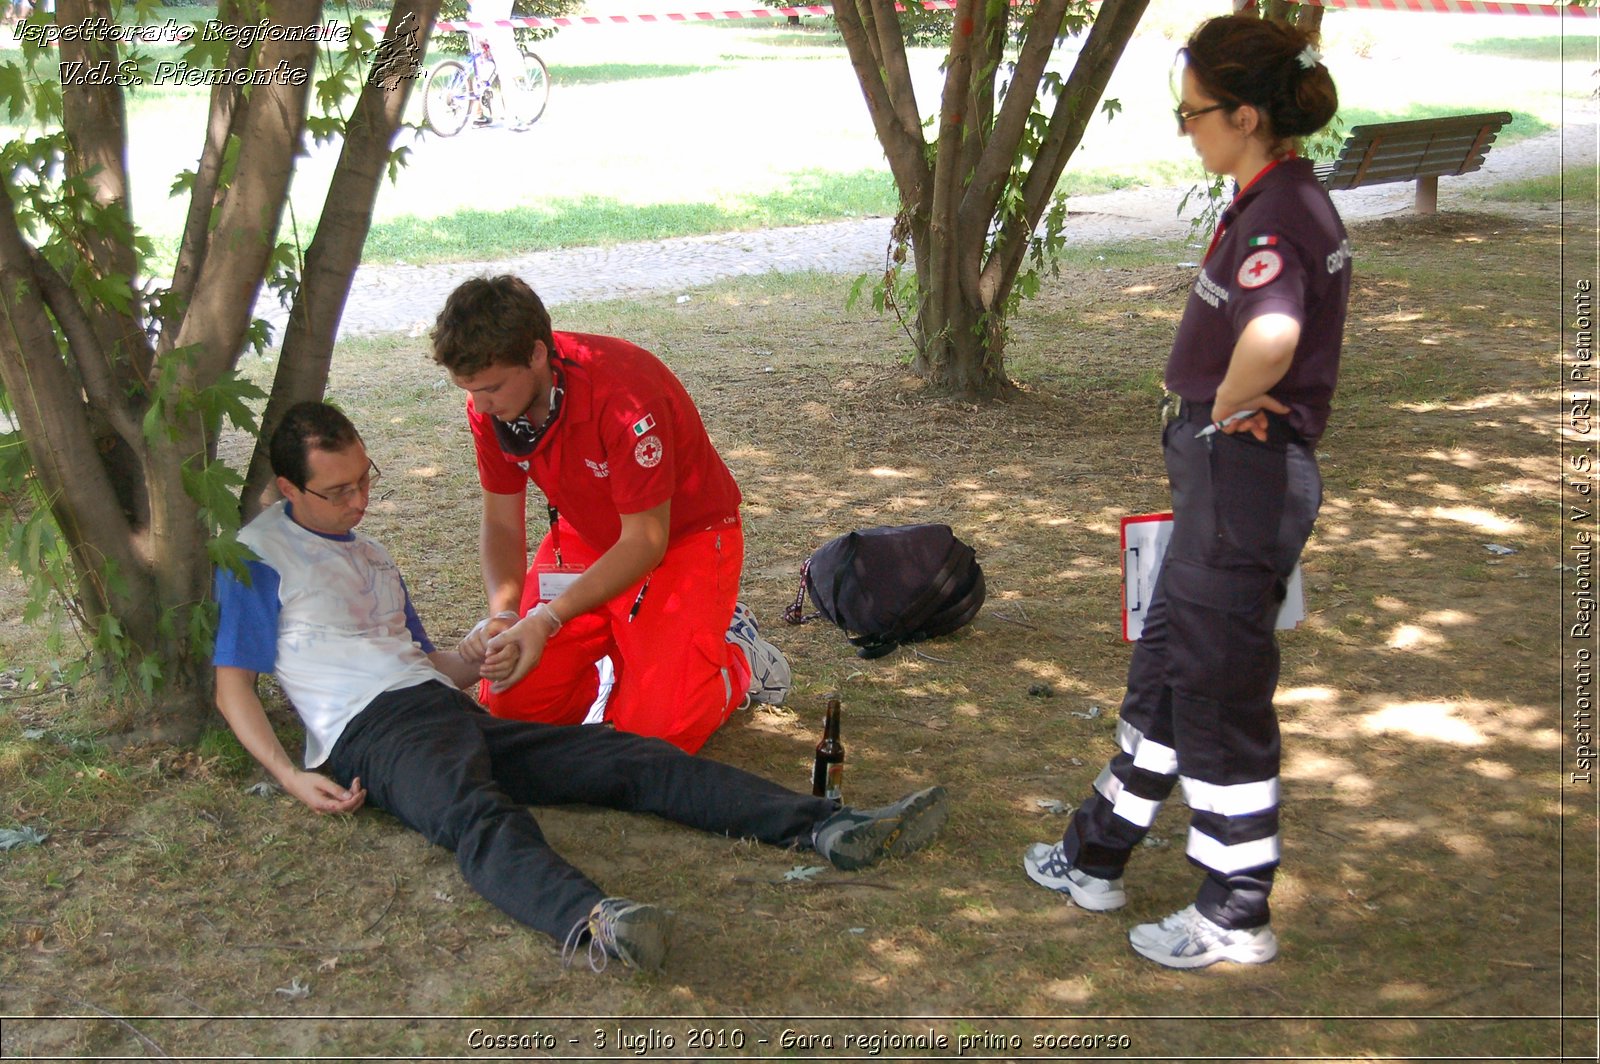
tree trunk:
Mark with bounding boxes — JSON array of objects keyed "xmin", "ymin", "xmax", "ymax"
[
  {"xmin": 244, "ymin": 0, "xmax": 441, "ymax": 517},
  {"xmin": 0, "ymin": 0, "xmax": 422, "ymax": 745},
  {"xmin": 912, "ymin": 278, "xmax": 1008, "ymax": 397},
  {"xmin": 836, "ymin": 0, "xmax": 1148, "ymax": 398}
]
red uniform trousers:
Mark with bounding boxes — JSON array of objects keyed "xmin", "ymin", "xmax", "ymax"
[{"xmin": 479, "ymin": 517, "xmax": 753, "ymax": 754}]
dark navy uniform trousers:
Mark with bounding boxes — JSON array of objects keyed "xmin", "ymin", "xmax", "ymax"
[
  {"xmin": 327, "ymin": 681, "xmax": 836, "ymax": 941},
  {"xmin": 1063, "ymin": 408, "xmax": 1322, "ymax": 929}
]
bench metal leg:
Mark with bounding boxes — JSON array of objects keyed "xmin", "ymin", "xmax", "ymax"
[{"xmin": 1415, "ymin": 175, "xmax": 1439, "ymax": 215}]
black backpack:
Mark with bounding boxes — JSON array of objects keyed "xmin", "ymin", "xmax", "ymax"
[{"xmin": 784, "ymin": 524, "xmax": 986, "ymax": 659}]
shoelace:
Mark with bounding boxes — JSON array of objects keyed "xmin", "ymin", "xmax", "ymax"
[
  {"xmin": 1161, "ymin": 908, "xmax": 1231, "ymax": 953},
  {"xmin": 1039, "ymin": 847, "xmax": 1075, "ymax": 876},
  {"xmin": 558, "ymin": 909, "xmax": 612, "ymax": 973}
]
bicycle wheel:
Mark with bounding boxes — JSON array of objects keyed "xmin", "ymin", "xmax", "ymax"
[
  {"xmin": 515, "ymin": 51, "xmax": 550, "ymax": 126},
  {"xmin": 423, "ymin": 60, "xmax": 471, "ymax": 137}
]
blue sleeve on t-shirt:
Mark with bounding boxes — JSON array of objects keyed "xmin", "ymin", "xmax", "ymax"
[
  {"xmin": 399, "ymin": 576, "xmax": 436, "ymax": 654},
  {"xmin": 212, "ymin": 560, "xmax": 282, "ymax": 673}
]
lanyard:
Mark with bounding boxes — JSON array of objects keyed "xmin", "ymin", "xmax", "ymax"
[
  {"xmin": 546, "ymin": 503, "xmax": 563, "ymax": 567},
  {"xmin": 1202, "ymin": 157, "xmax": 1287, "ymax": 264}
]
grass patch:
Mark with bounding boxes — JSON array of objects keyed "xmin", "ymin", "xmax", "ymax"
[
  {"xmin": 362, "ymin": 169, "xmax": 899, "ymax": 262},
  {"xmin": 548, "ymin": 62, "xmax": 731, "ymax": 86},
  {"xmin": 1333, "ymin": 105, "xmax": 1551, "ymax": 143},
  {"xmin": 1454, "ymin": 36, "xmax": 1585, "ymax": 61},
  {"xmin": 1480, "ymin": 162, "xmax": 1598, "ymax": 204},
  {"xmin": 359, "ymin": 163, "xmax": 1213, "ymax": 265}
]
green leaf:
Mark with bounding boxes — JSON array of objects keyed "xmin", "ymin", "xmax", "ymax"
[
  {"xmin": 136, "ymin": 656, "xmax": 163, "ymax": 698},
  {"xmin": 207, "ymin": 534, "xmax": 259, "ymax": 582},
  {"xmin": 0, "ymin": 63, "xmax": 29, "ymax": 121}
]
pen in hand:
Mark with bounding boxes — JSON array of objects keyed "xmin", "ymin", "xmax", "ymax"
[{"xmin": 1196, "ymin": 409, "xmax": 1258, "ymax": 439}]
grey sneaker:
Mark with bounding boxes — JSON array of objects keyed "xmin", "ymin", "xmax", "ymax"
[
  {"xmin": 726, "ymin": 602, "xmax": 791, "ymax": 706},
  {"xmin": 813, "ymin": 786, "xmax": 949, "ymax": 871},
  {"xmin": 562, "ymin": 897, "xmax": 672, "ymax": 973},
  {"xmin": 1022, "ymin": 841, "xmax": 1126, "ymax": 911},
  {"xmin": 1128, "ymin": 904, "xmax": 1278, "ymax": 969}
]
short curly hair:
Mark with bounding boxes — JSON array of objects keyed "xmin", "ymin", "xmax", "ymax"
[{"xmin": 430, "ymin": 275, "xmax": 557, "ymax": 379}]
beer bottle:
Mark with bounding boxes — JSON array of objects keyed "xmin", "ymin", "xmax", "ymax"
[{"xmin": 812, "ymin": 694, "xmax": 844, "ymax": 804}]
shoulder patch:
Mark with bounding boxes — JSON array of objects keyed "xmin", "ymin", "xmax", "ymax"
[
  {"xmin": 631, "ymin": 413, "xmax": 657, "ymax": 437},
  {"xmin": 1247, "ymin": 235, "xmax": 1278, "ymax": 248},
  {"xmin": 1237, "ymin": 249, "xmax": 1284, "ymax": 290},
  {"xmin": 634, "ymin": 435, "xmax": 664, "ymax": 469}
]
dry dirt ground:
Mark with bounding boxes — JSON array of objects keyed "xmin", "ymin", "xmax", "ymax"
[{"xmin": 0, "ymin": 208, "xmax": 1592, "ymax": 1059}]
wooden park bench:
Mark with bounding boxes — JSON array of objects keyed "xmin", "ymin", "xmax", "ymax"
[{"xmin": 1315, "ymin": 111, "xmax": 1513, "ymax": 215}]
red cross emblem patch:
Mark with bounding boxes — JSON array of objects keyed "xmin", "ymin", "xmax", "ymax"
[{"xmin": 1238, "ymin": 249, "xmax": 1283, "ymax": 289}]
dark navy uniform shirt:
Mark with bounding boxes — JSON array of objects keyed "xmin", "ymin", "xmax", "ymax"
[{"xmin": 1165, "ymin": 157, "xmax": 1351, "ymax": 444}]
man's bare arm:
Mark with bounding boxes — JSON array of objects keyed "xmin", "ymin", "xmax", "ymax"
[
  {"xmin": 480, "ymin": 488, "xmax": 529, "ymax": 616},
  {"xmin": 213, "ymin": 667, "xmax": 365, "ymax": 815}
]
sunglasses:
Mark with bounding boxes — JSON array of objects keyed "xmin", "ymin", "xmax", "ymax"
[{"xmin": 1174, "ymin": 102, "xmax": 1229, "ymax": 133}]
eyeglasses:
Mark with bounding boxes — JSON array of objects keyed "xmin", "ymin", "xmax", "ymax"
[
  {"xmin": 303, "ymin": 460, "xmax": 382, "ymax": 504},
  {"xmin": 1175, "ymin": 102, "xmax": 1228, "ymax": 133}
]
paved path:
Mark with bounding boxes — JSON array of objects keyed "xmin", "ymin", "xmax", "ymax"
[{"xmin": 270, "ymin": 124, "xmax": 1592, "ymax": 342}]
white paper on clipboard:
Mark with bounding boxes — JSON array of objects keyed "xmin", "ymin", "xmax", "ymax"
[{"xmin": 1120, "ymin": 513, "xmax": 1305, "ymax": 642}]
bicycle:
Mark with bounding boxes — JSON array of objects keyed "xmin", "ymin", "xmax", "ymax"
[{"xmin": 423, "ymin": 30, "xmax": 550, "ymax": 137}]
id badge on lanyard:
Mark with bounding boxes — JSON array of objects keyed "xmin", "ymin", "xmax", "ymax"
[{"xmin": 537, "ymin": 503, "xmax": 585, "ymax": 602}]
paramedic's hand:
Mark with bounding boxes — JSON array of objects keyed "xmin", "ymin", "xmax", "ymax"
[
  {"xmin": 284, "ymin": 771, "xmax": 366, "ymax": 816},
  {"xmin": 457, "ymin": 610, "xmax": 520, "ymax": 665},
  {"xmin": 1210, "ymin": 394, "xmax": 1290, "ymax": 443},
  {"xmin": 484, "ymin": 613, "xmax": 554, "ymax": 693}
]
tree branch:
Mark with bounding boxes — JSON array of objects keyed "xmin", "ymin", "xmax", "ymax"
[
  {"xmin": 868, "ymin": 0, "xmax": 924, "ymax": 140},
  {"xmin": 959, "ymin": 0, "xmax": 1072, "ymax": 259},
  {"xmin": 167, "ymin": 0, "xmax": 251, "ymax": 341},
  {"xmin": 150, "ymin": 1, "xmax": 321, "ymax": 624},
  {"xmin": 56, "ymin": 0, "xmax": 151, "ymax": 386},
  {"xmin": 27, "ymin": 247, "xmax": 142, "ymax": 450},
  {"xmin": 980, "ymin": 0, "xmax": 1149, "ymax": 308},
  {"xmin": 243, "ymin": 0, "xmax": 442, "ymax": 519},
  {"xmin": 957, "ymin": 2, "xmax": 1006, "ymax": 200},
  {"xmin": 925, "ymin": 0, "xmax": 980, "ymax": 345},
  {"xmin": 176, "ymin": 0, "xmax": 320, "ymax": 388},
  {"xmin": 832, "ymin": 0, "xmax": 931, "ymax": 209},
  {"xmin": 0, "ymin": 184, "xmax": 152, "ymax": 626}
]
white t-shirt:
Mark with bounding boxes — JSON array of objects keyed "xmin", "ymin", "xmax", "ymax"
[{"xmin": 213, "ymin": 502, "xmax": 454, "ymax": 768}]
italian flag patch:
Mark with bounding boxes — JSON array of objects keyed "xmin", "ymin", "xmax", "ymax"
[
  {"xmin": 632, "ymin": 414, "xmax": 656, "ymax": 437},
  {"xmin": 1248, "ymin": 235, "xmax": 1278, "ymax": 248}
]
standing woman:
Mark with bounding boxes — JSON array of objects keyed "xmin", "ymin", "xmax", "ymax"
[{"xmin": 1024, "ymin": 15, "xmax": 1350, "ymax": 968}]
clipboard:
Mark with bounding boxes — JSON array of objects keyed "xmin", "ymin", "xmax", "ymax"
[{"xmin": 1121, "ymin": 513, "xmax": 1305, "ymax": 642}]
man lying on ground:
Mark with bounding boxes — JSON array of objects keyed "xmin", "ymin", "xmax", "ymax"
[{"xmin": 211, "ymin": 401, "xmax": 949, "ymax": 972}]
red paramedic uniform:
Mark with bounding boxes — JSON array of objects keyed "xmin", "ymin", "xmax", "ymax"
[{"xmin": 468, "ymin": 331, "xmax": 751, "ymax": 754}]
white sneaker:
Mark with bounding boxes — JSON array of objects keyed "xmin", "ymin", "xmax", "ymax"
[
  {"xmin": 1023, "ymin": 842, "xmax": 1126, "ymax": 911},
  {"xmin": 1128, "ymin": 904, "xmax": 1278, "ymax": 969},
  {"xmin": 726, "ymin": 602, "xmax": 791, "ymax": 706}
]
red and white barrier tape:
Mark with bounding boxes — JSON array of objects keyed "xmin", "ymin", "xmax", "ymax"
[
  {"xmin": 1297, "ymin": 0, "xmax": 1592, "ymax": 15},
  {"xmin": 433, "ymin": 2, "xmax": 956, "ymax": 32},
  {"xmin": 426, "ymin": 0, "xmax": 1590, "ymax": 33}
]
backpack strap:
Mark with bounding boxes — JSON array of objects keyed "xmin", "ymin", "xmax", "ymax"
[
  {"xmin": 782, "ymin": 558, "xmax": 816, "ymax": 626},
  {"xmin": 868, "ymin": 539, "xmax": 971, "ymax": 649}
]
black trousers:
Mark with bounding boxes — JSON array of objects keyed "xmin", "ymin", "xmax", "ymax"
[
  {"xmin": 1063, "ymin": 414, "xmax": 1322, "ymax": 929},
  {"xmin": 326, "ymin": 682, "xmax": 838, "ymax": 941}
]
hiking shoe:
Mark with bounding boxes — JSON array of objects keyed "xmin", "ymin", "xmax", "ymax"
[
  {"xmin": 726, "ymin": 602, "xmax": 791, "ymax": 706},
  {"xmin": 1022, "ymin": 841, "xmax": 1126, "ymax": 911},
  {"xmin": 561, "ymin": 897, "xmax": 672, "ymax": 973},
  {"xmin": 813, "ymin": 785, "xmax": 948, "ymax": 871},
  {"xmin": 1128, "ymin": 904, "xmax": 1278, "ymax": 969}
]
